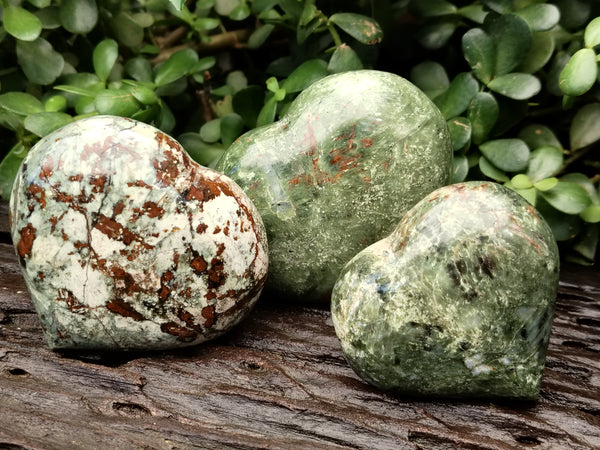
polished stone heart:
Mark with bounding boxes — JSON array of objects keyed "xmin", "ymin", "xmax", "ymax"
[
  {"xmin": 217, "ymin": 70, "xmax": 452, "ymax": 301},
  {"xmin": 10, "ymin": 116, "xmax": 268, "ymax": 350},
  {"xmin": 331, "ymin": 181, "xmax": 559, "ymax": 399}
]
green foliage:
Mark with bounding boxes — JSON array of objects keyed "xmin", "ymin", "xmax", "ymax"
[{"xmin": 0, "ymin": 0, "xmax": 599, "ymax": 263}]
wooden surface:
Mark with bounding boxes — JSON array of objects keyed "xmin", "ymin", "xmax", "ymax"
[{"xmin": 1, "ymin": 201, "xmax": 599, "ymax": 449}]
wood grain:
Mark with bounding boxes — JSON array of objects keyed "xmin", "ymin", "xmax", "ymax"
[{"xmin": 1, "ymin": 199, "xmax": 599, "ymax": 449}]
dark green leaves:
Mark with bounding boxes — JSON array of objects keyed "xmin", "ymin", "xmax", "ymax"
[
  {"xmin": 329, "ymin": 13, "xmax": 383, "ymax": 45},
  {"xmin": 410, "ymin": 61, "xmax": 449, "ymax": 99},
  {"xmin": 570, "ymin": 103, "xmax": 600, "ymax": 150},
  {"xmin": 93, "ymin": 39, "xmax": 119, "ymax": 83},
  {"xmin": 479, "ymin": 139, "xmax": 530, "ymax": 172},
  {"xmin": 0, "ymin": 92, "xmax": 44, "ymax": 115},
  {"xmin": 281, "ymin": 59, "xmax": 328, "ymax": 93},
  {"xmin": 154, "ymin": 49, "xmax": 199, "ymax": 86},
  {"xmin": 16, "ymin": 38, "xmax": 64, "ymax": 85},
  {"xmin": 3, "ymin": 6, "xmax": 42, "ymax": 41},
  {"xmin": 488, "ymin": 73, "xmax": 541, "ymax": 100},
  {"xmin": 541, "ymin": 182, "xmax": 591, "ymax": 215},
  {"xmin": 467, "ymin": 92, "xmax": 498, "ymax": 144},
  {"xmin": 462, "ymin": 28, "xmax": 495, "ymax": 84},
  {"xmin": 559, "ymin": 49, "xmax": 598, "ymax": 96},
  {"xmin": 95, "ymin": 89, "xmax": 141, "ymax": 117},
  {"xmin": 515, "ymin": 4, "xmax": 560, "ymax": 32},
  {"xmin": 434, "ymin": 72, "xmax": 479, "ymax": 119},
  {"xmin": 328, "ymin": 44, "xmax": 363, "ymax": 73},
  {"xmin": 526, "ymin": 146, "xmax": 563, "ymax": 181},
  {"xmin": 59, "ymin": 0, "xmax": 98, "ymax": 34},
  {"xmin": 487, "ymin": 14, "xmax": 531, "ymax": 76},
  {"xmin": 24, "ymin": 112, "xmax": 72, "ymax": 137}
]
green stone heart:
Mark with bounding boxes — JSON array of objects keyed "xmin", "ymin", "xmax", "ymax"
[
  {"xmin": 331, "ymin": 181, "xmax": 559, "ymax": 399},
  {"xmin": 217, "ymin": 70, "xmax": 452, "ymax": 301}
]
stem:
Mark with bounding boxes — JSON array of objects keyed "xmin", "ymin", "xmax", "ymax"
[
  {"xmin": 561, "ymin": 145, "xmax": 595, "ymax": 173},
  {"xmin": 327, "ymin": 22, "xmax": 343, "ymax": 48}
]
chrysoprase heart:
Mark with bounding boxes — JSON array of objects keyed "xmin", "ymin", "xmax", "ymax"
[
  {"xmin": 10, "ymin": 115, "xmax": 268, "ymax": 350},
  {"xmin": 217, "ymin": 70, "xmax": 452, "ymax": 301},
  {"xmin": 331, "ymin": 181, "xmax": 559, "ymax": 399}
]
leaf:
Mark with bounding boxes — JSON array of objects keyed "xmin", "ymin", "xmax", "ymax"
[
  {"xmin": 457, "ymin": 5, "xmax": 488, "ymax": 24},
  {"xmin": 95, "ymin": 89, "xmax": 141, "ymax": 117},
  {"xmin": 570, "ymin": 103, "xmax": 600, "ymax": 150},
  {"xmin": 111, "ymin": 11, "xmax": 144, "ymax": 47},
  {"xmin": 281, "ymin": 59, "xmax": 328, "ymax": 93},
  {"xmin": 16, "ymin": 38, "xmax": 64, "ymax": 86},
  {"xmin": 487, "ymin": 14, "xmax": 532, "ymax": 76},
  {"xmin": 481, "ymin": 0, "xmax": 511, "ymax": 14},
  {"xmin": 526, "ymin": 146, "xmax": 563, "ymax": 182},
  {"xmin": 0, "ymin": 92, "xmax": 44, "ymax": 115},
  {"xmin": 328, "ymin": 44, "xmax": 363, "ymax": 73},
  {"xmin": 561, "ymin": 173, "xmax": 600, "ymax": 205},
  {"xmin": 555, "ymin": 0, "xmax": 591, "ymax": 30},
  {"xmin": 329, "ymin": 13, "xmax": 383, "ymax": 45},
  {"xmin": 200, "ymin": 118, "xmax": 222, "ymax": 143},
  {"xmin": 220, "ymin": 113, "xmax": 245, "ymax": 148},
  {"xmin": 233, "ymin": 86, "xmax": 264, "ymax": 128},
  {"xmin": 559, "ymin": 48, "xmax": 598, "ymax": 97},
  {"xmin": 410, "ymin": 61, "xmax": 449, "ymax": 101},
  {"xmin": 167, "ymin": 0, "xmax": 186, "ymax": 11},
  {"xmin": 516, "ymin": 31, "xmax": 555, "ymax": 74},
  {"xmin": 540, "ymin": 182, "xmax": 592, "ymax": 215},
  {"xmin": 124, "ymin": 57, "xmax": 154, "ymax": 82},
  {"xmin": 451, "ymin": 154, "xmax": 469, "ymax": 183},
  {"xmin": 226, "ymin": 70, "xmax": 248, "ymax": 94},
  {"xmin": 155, "ymin": 49, "xmax": 199, "ymax": 86},
  {"xmin": 44, "ymin": 95, "xmax": 67, "ymax": 112},
  {"xmin": 515, "ymin": 4, "xmax": 560, "ymax": 31},
  {"xmin": 447, "ymin": 117, "xmax": 471, "ymax": 151},
  {"xmin": 479, "ymin": 138, "xmax": 530, "ymax": 172},
  {"xmin": 126, "ymin": 83, "xmax": 159, "ymax": 105},
  {"xmin": 93, "ymin": 39, "xmax": 119, "ymax": 83},
  {"xmin": 467, "ymin": 92, "xmax": 499, "ymax": 145},
  {"xmin": 479, "ymin": 156, "xmax": 509, "ymax": 182},
  {"xmin": 518, "ymin": 124, "xmax": 562, "ymax": 150},
  {"xmin": 536, "ymin": 197, "xmax": 582, "ymax": 241},
  {"xmin": 256, "ymin": 96, "xmax": 278, "ymax": 127},
  {"xmin": 534, "ymin": 177, "xmax": 558, "ymax": 192},
  {"xmin": 248, "ymin": 24, "xmax": 275, "ymax": 49},
  {"xmin": 435, "ymin": 72, "xmax": 479, "ymax": 120},
  {"xmin": 36, "ymin": 6, "xmax": 61, "ymax": 30},
  {"xmin": 215, "ymin": 0, "xmax": 240, "ymax": 16},
  {"xmin": 511, "ymin": 173, "xmax": 533, "ymax": 189},
  {"xmin": 0, "ymin": 142, "xmax": 27, "ymax": 200},
  {"xmin": 584, "ymin": 16, "xmax": 600, "ymax": 48},
  {"xmin": 487, "ymin": 73, "xmax": 541, "ymax": 100},
  {"xmin": 410, "ymin": 0, "xmax": 457, "ymax": 17},
  {"xmin": 572, "ymin": 223, "xmax": 598, "ymax": 261},
  {"xmin": 59, "ymin": 0, "xmax": 98, "ymax": 34},
  {"xmin": 581, "ymin": 205, "xmax": 600, "ymax": 223},
  {"xmin": 3, "ymin": 5, "xmax": 43, "ymax": 41},
  {"xmin": 462, "ymin": 28, "xmax": 495, "ymax": 84},
  {"xmin": 417, "ymin": 20, "xmax": 457, "ymax": 50},
  {"xmin": 24, "ymin": 112, "xmax": 72, "ymax": 137}
]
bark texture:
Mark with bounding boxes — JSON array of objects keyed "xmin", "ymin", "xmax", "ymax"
[{"xmin": 1, "ymin": 202, "xmax": 599, "ymax": 449}]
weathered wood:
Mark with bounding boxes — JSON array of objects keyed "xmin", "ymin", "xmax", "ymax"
[{"xmin": 1, "ymin": 200, "xmax": 599, "ymax": 449}]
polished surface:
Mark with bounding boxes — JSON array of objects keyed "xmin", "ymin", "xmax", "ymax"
[
  {"xmin": 10, "ymin": 116, "xmax": 268, "ymax": 350},
  {"xmin": 332, "ymin": 182, "xmax": 560, "ymax": 399},
  {"xmin": 217, "ymin": 70, "xmax": 452, "ymax": 301}
]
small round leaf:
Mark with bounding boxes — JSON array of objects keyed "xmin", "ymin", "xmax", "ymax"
[
  {"xmin": 59, "ymin": 0, "xmax": 98, "ymax": 34},
  {"xmin": 0, "ymin": 92, "xmax": 44, "ymax": 115},
  {"xmin": 534, "ymin": 177, "xmax": 559, "ymax": 192},
  {"xmin": 328, "ymin": 44, "xmax": 364, "ymax": 74},
  {"xmin": 584, "ymin": 16, "xmax": 600, "ymax": 48},
  {"xmin": 410, "ymin": 61, "xmax": 449, "ymax": 100},
  {"xmin": 559, "ymin": 48, "xmax": 598, "ymax": 97},
  {"xmin": 200, "ymin": 118, "xmax": 222, "ymax": 143},
  {"xmin": 95, "ymin": 89, "xmax": 141, "ymax": 117},
  {"xmin": 515, "ymin": 4, "xmax": 560, "ymax": 31},
  {"xmin": 581, "ymin": 205, "xmax": 600, "ymax": 223},
  {"xmin": 462, "ymin": 28, "xmax": 495, "ymax": 84},
  {"xmin": 487, "ymin": 14, "xmax": 532, "ymax": 76},
  {"xmin": 220, "ymin": 113, "xmax": 245, "ymax": 148},
  {"xmin": 516, "ymin": 31, "xmax": 555, "ymax": 74},
  {"xmin": 447, "ymin": 117, "xmax": 471, "ymax": 151},
  {"xmin": 111, "ymin": 11, "xmax": 144, "ymax": 47},
  {"xmin": 540, "ymin": 182, "xmax": 592, "ymax": 215},
  {"xmin": 435, "ymin": 72, "xmax": 479, "ymax": 120},
  {"xmin": 467, "ymin": 92, "xmax": 499, "ymax": 144},
  {"xmin": 16, "ymin": 38, "xmax": 64, "ymax": 86},
  {"xmin": 329, "ymin": 13, "xmax": 383, "ymax": 45},
  {"xmin": 511, "ymin": 173, "xmax": 533, "ymax": 190},
  {"xmin": 281, "ymin": 59, "xmax": 328, "ymax": 93},
  {"xmin": 570, "ymin": 103, "xmax": 600, "ymax": 150},
  {"xmin": 93, "ymin": 39, "xmax": 119, "ymax": 83},
  {"xmin": 3, "ymin": 5, "xmax": 43, "ymax": 41},
  {"xmin": 24, "ymin": 112, "xmax": 73, "ymax": 137},
  {"xmin": 451, "ymin": 154, "xmax": 469, "ymax": 183},
  {"xmin": 479, "ymin": 156, "xmax": 509, "ymax": 182},
  {"xmin": 526, "ymin": 146, "xmax": 563, "ymax": 181},
  {"xmin": 487, "ymin": 73, "xmax": 541, "ymax": 100},
  {"xmin": 518, "ymin": 124, "xmax": 562, "ymax": 150},
  {"xmin": 154, "ymin": 49, "xmax": 199, "ymax": 86},
  {"xmin": 479, "ymin": 138, "xmax": 530, "ymax": 172}
]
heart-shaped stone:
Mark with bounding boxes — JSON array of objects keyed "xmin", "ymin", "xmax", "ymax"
[
  {"xmin": 10, "ymin": 116, "xmax": 268, "ymax": 350},
  {"xmin": 217, "ymin": 70, "xmax": 452, "ymax": 301},
  {"xmin": 331, "ymin": 181, "xmax": 559, "ymax": 399}
]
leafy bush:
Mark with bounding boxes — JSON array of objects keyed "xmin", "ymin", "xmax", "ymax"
[{"xmin": 0, "ymin": 0, "xmax": 599, "ymax": 263}]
